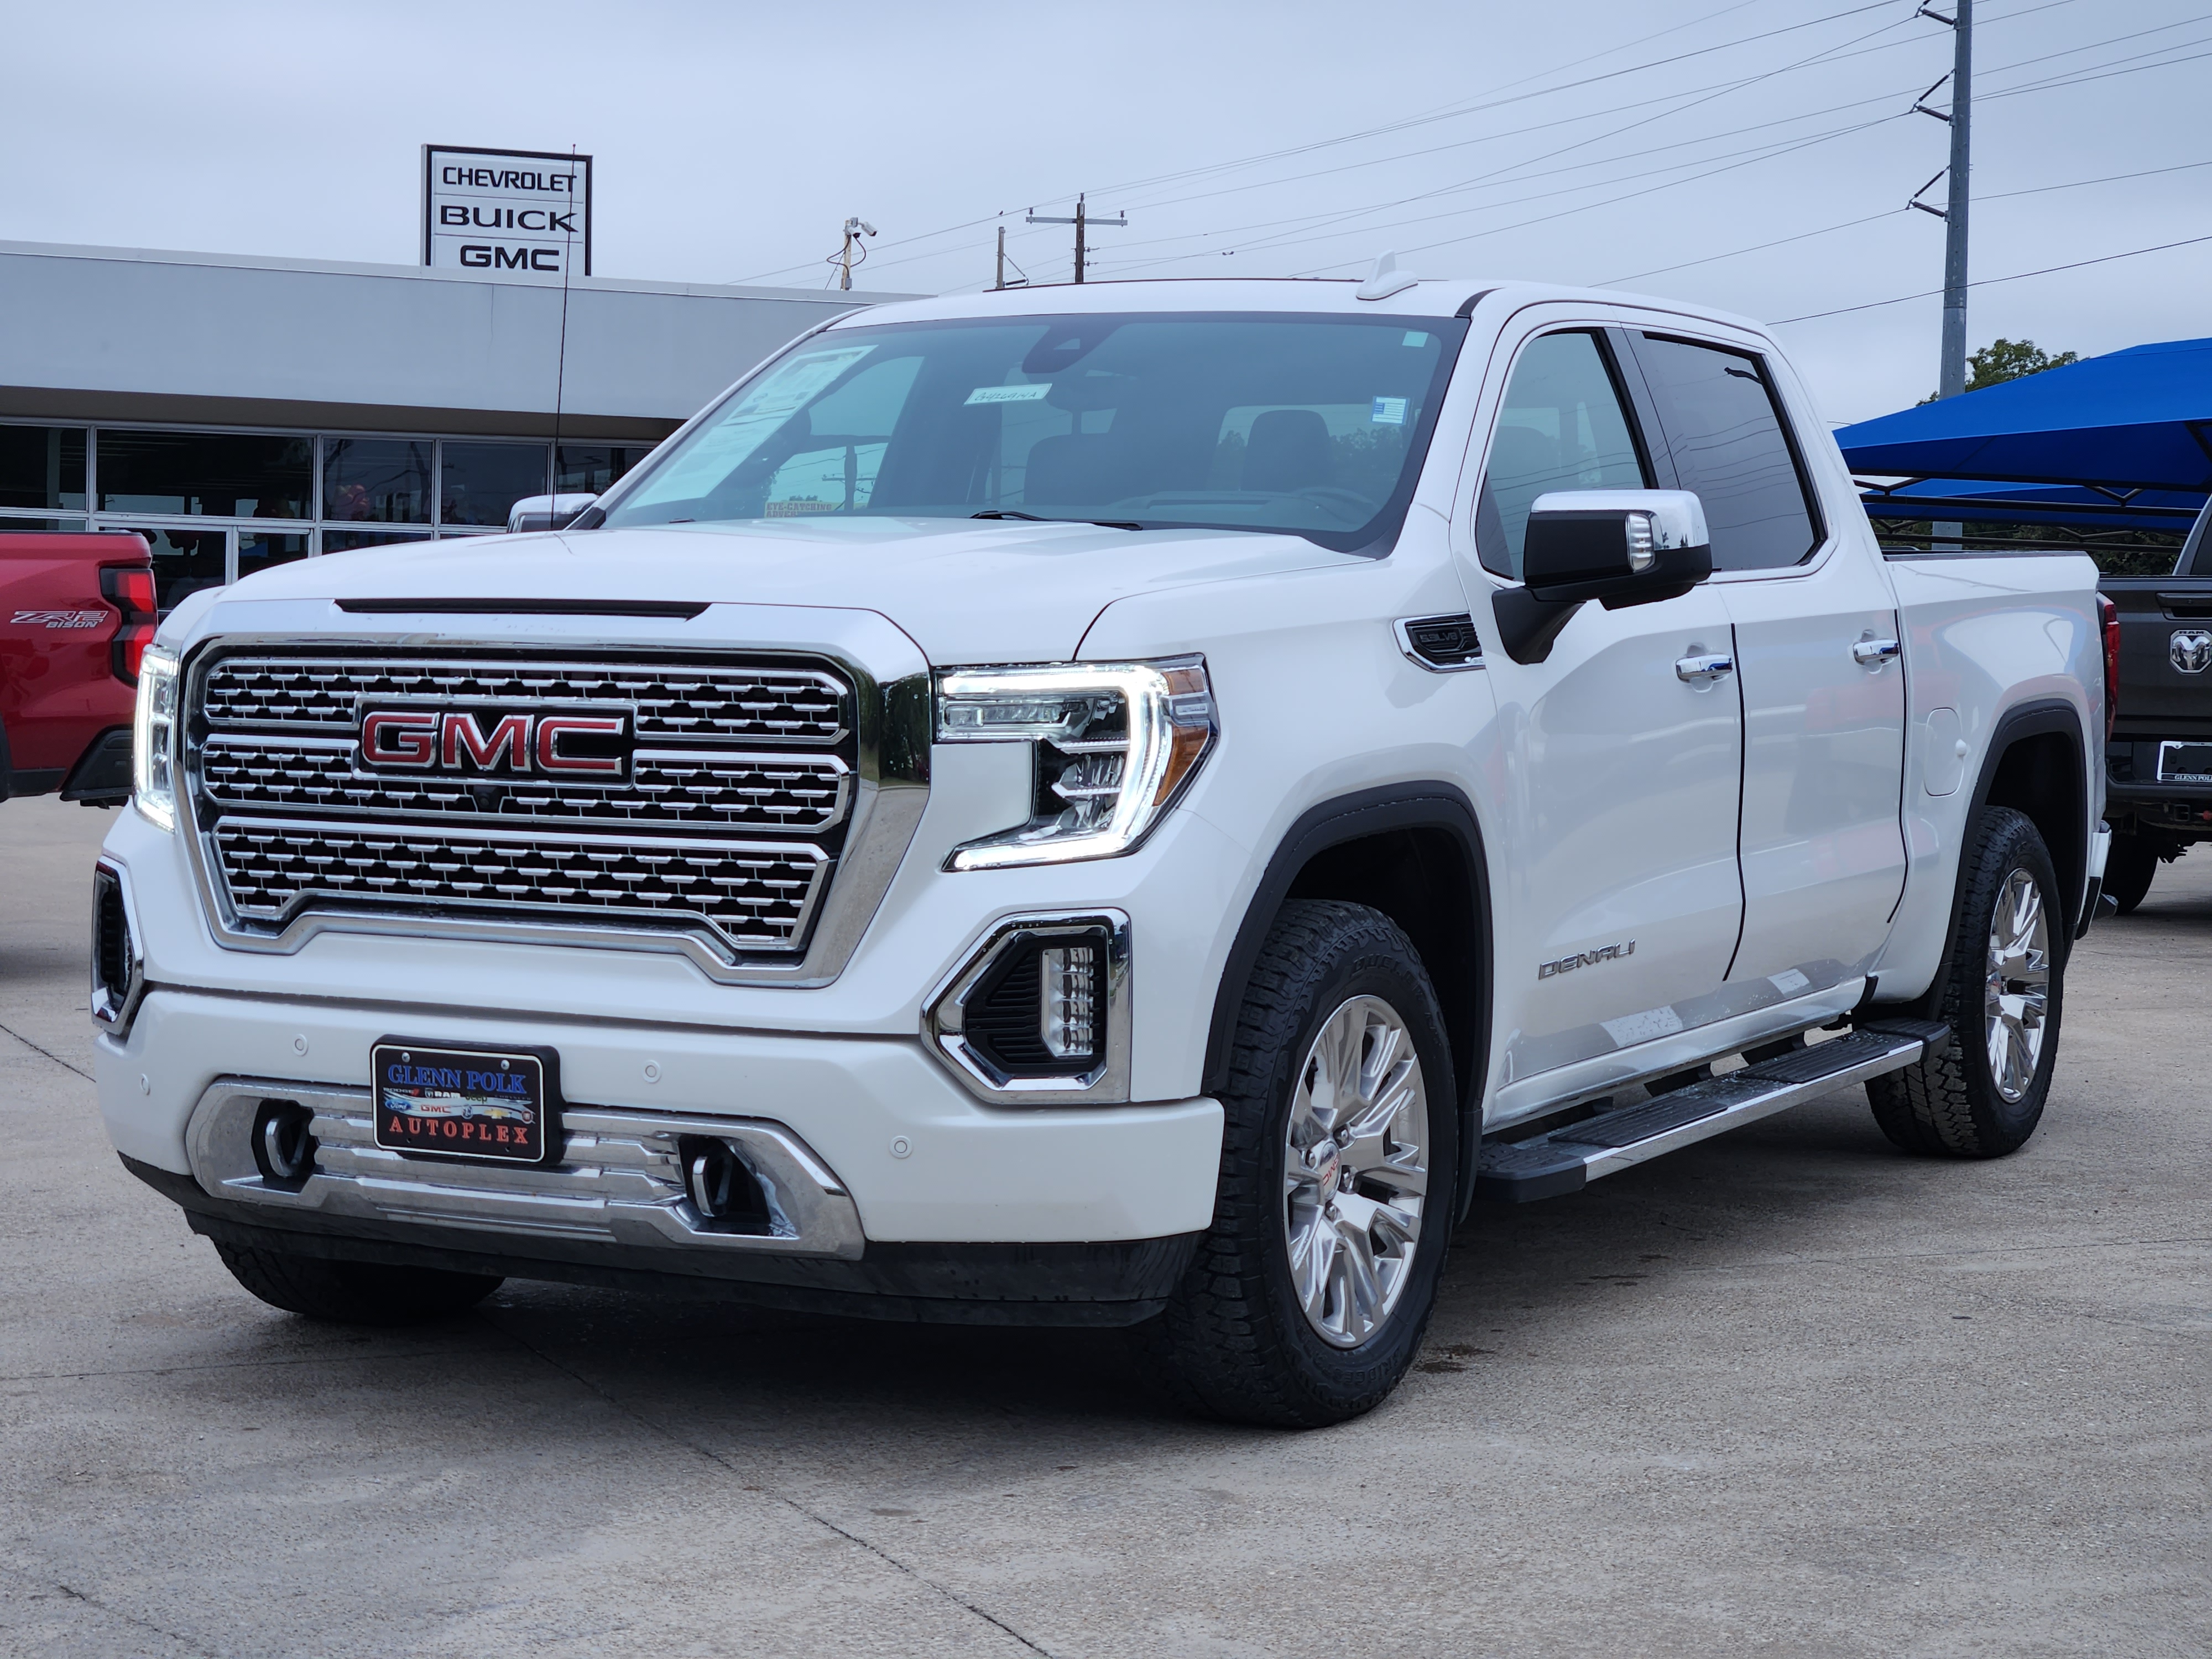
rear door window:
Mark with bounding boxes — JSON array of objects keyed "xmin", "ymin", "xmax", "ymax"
[
  {"xmin": 1630, "ymin": 335, "xmax": 1823, "ymax": 571},
  {"xmin": 1475, "ymin": 331, "xmax": 1649, "ymax": 579}
]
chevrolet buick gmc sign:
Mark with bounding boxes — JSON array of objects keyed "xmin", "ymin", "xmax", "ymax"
[{"xmin": 421, "ymin": 144, "xmax": 592, "ymax": 277}]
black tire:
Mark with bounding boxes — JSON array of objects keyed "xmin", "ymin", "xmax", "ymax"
[
  {"xmin": 2103, "ymin": 831, "xmax": 2162, "ymax": 916},
  {"xmin": 1867, "ymin": 806, "xmax": 2063, "ymax": 1159},
  {"xmin": 1140, "ymin": 900, "xmax": 1459, "ymax": 1428},
  {"xmin": 213, "ymin": 1240, "xmax": 502, "ymax": 1325}
]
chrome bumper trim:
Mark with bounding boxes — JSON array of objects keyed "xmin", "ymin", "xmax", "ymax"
[{"xmin": 182, "ymin": 1077, "xmax": 866, "ymax": 1259}]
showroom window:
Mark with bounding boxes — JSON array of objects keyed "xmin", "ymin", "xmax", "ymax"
[
  {"xmin": 0, "ymin": 425, "xmax": 87, "ymax": 511},
  {"xmin": 98, "ymin": 430, "xmax": 314, "ymax": 519},
  {"xmin": 324, "ymin": 439, "xmax": 432, "ymax": 524},
  {"xmin": 0, "ymin": 421, "xmax": 653, "ymax": 609}
]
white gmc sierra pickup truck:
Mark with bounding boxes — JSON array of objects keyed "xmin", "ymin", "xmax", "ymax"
[{"xmin": 92, "ymin": 276, "xmax": 2115, "ymax": 1426}]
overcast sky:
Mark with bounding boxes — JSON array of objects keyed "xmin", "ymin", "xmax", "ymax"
[{"xmin": 3, "ymin": 0, "xmax": 2205, "ymax": 425}]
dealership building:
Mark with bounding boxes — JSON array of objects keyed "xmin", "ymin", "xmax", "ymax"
[{"xmin": 0, "ymin": 238, "xmax": 906, "ymax": 609}]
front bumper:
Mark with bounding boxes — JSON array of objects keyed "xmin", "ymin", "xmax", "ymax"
[
  {"xmin": 100, "ymin": 988, "xmax": 1224, "ymax": 1253},
  {"xmin": 130, "ymin": 1157, "xmax": 1199, "ymax": 1327}
]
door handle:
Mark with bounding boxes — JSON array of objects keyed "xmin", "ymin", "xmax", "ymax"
[
  {"xmin": 1674, "ymin": 653, "xmax": 1734, "ymax": 684},
  {"xmin": 1853, "ymin": 637, "xmax": 1901, "ymax": 669}
]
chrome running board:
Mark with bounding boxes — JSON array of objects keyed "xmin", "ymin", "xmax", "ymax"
[{"xmin": 1475, "ymin": 1020, "xmax": 1949, "ymax": 1203}]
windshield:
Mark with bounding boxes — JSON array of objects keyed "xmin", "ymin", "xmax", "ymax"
[{"xmin": 597, "ymin": 311, "xmax": 1468, "ymax": 552}]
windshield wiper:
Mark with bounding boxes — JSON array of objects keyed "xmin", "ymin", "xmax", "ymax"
[{"xmin": 972, "ymin": 509, "xmax": 1144, "ymax": 532}]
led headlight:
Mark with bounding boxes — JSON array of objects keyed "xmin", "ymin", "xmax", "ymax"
[
  {"xmin": 131, "ymin": 645, "xmax": 180, "ymax": 832},
  {"xmin": 936, "ymin": 657, "xmax": 1217, "ymax": 870}
]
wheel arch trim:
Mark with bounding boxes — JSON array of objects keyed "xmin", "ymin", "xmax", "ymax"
[
  {"xmin": 1897, "ymin": 696, "xmax": 2090, "ymax": 1018},
  {"xmin": 1202, "ymin": 783, "xmax": 1493, "ymax": 1223}
]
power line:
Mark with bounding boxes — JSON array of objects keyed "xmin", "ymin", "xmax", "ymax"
[
  {"xmin": 1600, "ymin": 156, "xmax": 2212, "ymax": 287},
  {"xmin": 1279, "ymin": 9, "xmax": 2192, "ymax": 277},
  {"xmin": 863, "ymin": 0, "xmax": 2098, "ymax": 288},
  {"xmin": 1221, "ymin": 4, "xmax": 1924, "ymax": 275},
  {"xmin": 725, "ymin": 0, "xmax": 2135, "ymax": 291},
  {"xmin": 723, "ymin": 0, "xmax": 1923, "ymax": 284},
  {"xmin": 1131, "ymin": 18, "xmax": 2212, "ymax": 284},
  {"xmin": 1768, "ymin": 229, "xmax": 2212, "ymax": 325}
]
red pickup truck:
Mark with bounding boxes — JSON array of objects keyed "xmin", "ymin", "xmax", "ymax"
[{"xmin": 1, "ymin": 532, "xmax": 157, "ymax": 806}]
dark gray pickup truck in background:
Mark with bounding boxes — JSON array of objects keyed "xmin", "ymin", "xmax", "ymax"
[{"xmin": 2101, "ymin": 498, "xmax": 2212, "ymax": 910}]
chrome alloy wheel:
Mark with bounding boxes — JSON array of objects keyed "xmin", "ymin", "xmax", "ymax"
[
  {"xmin": 1281, "ymin": 995, "xmax": 1430, "ymax": 1349},
  {"xmin": 1985, "ymin": 867, "xmax": 2052, "ymax": 1103}
]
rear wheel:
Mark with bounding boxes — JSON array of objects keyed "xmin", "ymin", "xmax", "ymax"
[
  {"xmin": 214, "ymin": 1240, "xmax": 502, "ymax": 1325},
  {"xmin": 1867, "ymin": 806, "xmax": 2062, "ymax": 1157},
  {"xmin": 1141, "ymin": 900, "xmax": 1457, "ymax": 1428}
]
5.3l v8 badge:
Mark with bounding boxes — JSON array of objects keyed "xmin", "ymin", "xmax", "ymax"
[{"xmin": 2172, "ymin": 629, "xmax": 2212, "ymax": 674}]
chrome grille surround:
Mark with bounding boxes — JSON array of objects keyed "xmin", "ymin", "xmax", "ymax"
[{"xmin": 179, "ymin": 629, "xmax": 931, "ymax": 985}]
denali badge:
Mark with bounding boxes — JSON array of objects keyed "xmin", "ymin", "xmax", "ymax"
[
  {"xmin": 1539, "ymin": 940, "xmax": 1636, "ymax": 980},
  {"xmin": 360, "ymin": 707, "xmax": 631, "ymax": 779},
  {"xmin": 2171, "ymin": 630, "xmax": 2212, "ymax": 674}
]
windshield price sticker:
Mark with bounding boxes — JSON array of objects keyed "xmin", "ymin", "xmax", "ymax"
[
  {"xmin": 1371, "ymin": 397, "xmax": 1409, "ymax": 425},
  {"xmin": 966, "ymin": 384, "xmax": 1053, "ymax": 405}
]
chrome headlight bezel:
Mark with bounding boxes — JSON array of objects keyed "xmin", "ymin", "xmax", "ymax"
[
  {"xmin": 934, "ymin": 656, "xmax": 1217, "ymax": 870},
  {"xmin": 132, "ymin": 644, "xmax": 181, "ymax": 833}
]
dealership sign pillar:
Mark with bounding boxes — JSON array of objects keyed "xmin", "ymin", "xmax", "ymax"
[{"xmin": 421, "ymin": 146, "xmax": 593, "ymax": 277}]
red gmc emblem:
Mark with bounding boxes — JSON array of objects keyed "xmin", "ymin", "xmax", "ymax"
[{"xmin": 360, "ymin": 708, "xmax": 630, "ymax": 779}]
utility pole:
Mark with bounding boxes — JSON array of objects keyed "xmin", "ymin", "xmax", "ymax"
[
  {"xmin": 993, "ymin": 225, "xmax": 1029, "ymax": 291},
  {"xmin": 1025, "ymin": 193, "xmax": 1127, "ymax": 283},
  {"xmin": 836, "ymin": 217, "xmax": 877, "ymax": 291},
  {"xmin": 1914, "ymin": 2, "xmax": 1973, "ymax": 399}
]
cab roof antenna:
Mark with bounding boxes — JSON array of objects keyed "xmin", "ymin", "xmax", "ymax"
[{"xmin": 1355, "ymin": 251, "xmax": 1420, "ymax": 301}]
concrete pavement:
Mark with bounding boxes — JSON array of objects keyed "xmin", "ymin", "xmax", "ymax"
[{"xmin": 2, "ymin": 793, "xmax": 2204, "ymax": 1657}]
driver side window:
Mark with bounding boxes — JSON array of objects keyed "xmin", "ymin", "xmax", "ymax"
[{"xmin": 1475, "ymin": 331, "xmax": 1648, "ymax": 580}]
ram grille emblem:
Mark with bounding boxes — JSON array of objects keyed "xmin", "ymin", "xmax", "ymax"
[{"xmin": 2171, "ymin": 630, "xmax": 2212, "ymax": 674}]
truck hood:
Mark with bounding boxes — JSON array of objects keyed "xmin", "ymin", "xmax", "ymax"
[{"xmin": 215, "ymin": 518, "xmax": 1354, "ymax": 662}]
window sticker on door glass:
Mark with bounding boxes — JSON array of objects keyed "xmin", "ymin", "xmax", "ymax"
[
  {"xmin": 964, "ymin": 383, "xmax": 1052, "ymax": 405},
  {"xmin": 1370, "ymin": 397, "xmax": 1408, "ymax": 425},
  {"xmin": 625, "ymin": 346, "xmax": 874, "ymax": 505}
]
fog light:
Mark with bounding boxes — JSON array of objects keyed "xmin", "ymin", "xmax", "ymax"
[
  {"xmin": 1040, "ymin": 944, "xmax": 1099, "ymax": 1060},
  {"xmin": 682, "ymin": 1137, "xmax": 773, "ymax": 1233},
  {"xmin": 252, "ymin": 1099, "xmax": 316, "ymax": 1188},
  {"xmin": 922, "ymin": 912, "xmax": 1128, "ymax": 1102}
]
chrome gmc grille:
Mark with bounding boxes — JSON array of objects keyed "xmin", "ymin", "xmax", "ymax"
[
  {"xmin": 200, "ymin": 735, "xmax": 850, "ymax": 831},
  {"xmin": 211, "ymin": 822, "xmax": 826, "ymax": 945},
  {"xmin": 187, "ymin": 648, "xmax": 858, "ymax": 958},
  {"xmin": 203, "ymin": 656, "xmax": 848, "ymax": 744}
]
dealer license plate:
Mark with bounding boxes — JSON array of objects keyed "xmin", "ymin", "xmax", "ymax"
[
  {"xmin": 2156, "ymin": 741, "xmax": 2212, "ymax": 784},
  {"xmin": 371, "ymin": 1040, "xmax": 558, "ymax": 1166}
]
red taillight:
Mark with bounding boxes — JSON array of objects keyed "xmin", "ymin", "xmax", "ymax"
[
  {"xmin": 100, "ymin": 564, "xmax": 158, "ymax": 686},
  {"xmin": 2098, "ymin": 592, "xmax": 2121, "ymax": 742}
]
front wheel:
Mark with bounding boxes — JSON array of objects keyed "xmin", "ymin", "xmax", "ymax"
[
  {"xmin": 214, "ymin": 1240, "xmax": 502, "ymax": 1325},
  {"xmin": 1141, "ymin": 900, "xmax": 1458, "ymax": 1428},
  {"xmin": 1867, "ymin": 806, "xmax": 2063, "ymax": 1157}
]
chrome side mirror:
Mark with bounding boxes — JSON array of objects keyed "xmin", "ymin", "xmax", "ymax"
[
  {"xmin": 1494, "ymin": 489, "xmax": 1712, "ymax": 664},
  {"xmin": 506, "ymin": 493, "xmax": 599, "ymax": 534},
  {"xmin": 1523, "ymin": 489, "xmax": 1711, "ymax": 598}
]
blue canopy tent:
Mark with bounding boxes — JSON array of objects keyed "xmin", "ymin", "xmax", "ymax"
[
  {"xmin": 1833, "ymin": 338, "xmax": 2212, "ymax": 562},
  {"xmin": 1835, "ymin": 336, "xmax": 2212, "ymax": 494}
]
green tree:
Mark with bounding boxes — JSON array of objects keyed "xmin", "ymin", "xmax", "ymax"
[{"xmin": 1922, "ymin": 337, "xmax": 2080, "ymax": 402}]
